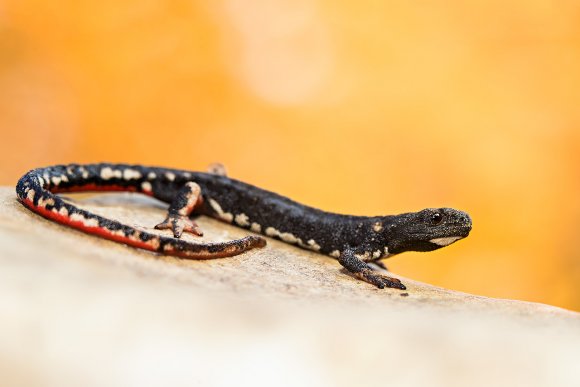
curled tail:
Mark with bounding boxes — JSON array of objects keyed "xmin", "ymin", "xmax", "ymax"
[{"xmin": 16, "ymin": 165, "xmax": 266, "ymax": 259}]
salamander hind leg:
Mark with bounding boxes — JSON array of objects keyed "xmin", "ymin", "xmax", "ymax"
[
  {"xmin": 154, "ymin": 182, "xmax": 204, "ymax": 238},
  {"xmin": 207, "ymin": 162, "xmax": 228, "ymax": 176},
  {"xmin": 338, "ymin": 249, "xmax": 405, "ymax": 290}
]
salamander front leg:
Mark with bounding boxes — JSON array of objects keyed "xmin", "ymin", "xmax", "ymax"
[
  {"xmin": 154, "ymin": 182, "xmax": 204, "ymax": 238},
  {"xmin": 338, "ymin": 249, "xmax": 406, "ymax": 290}
]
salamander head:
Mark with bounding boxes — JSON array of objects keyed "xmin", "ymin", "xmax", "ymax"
[{"xmin": 384, "ymin": 208, "xmax": 472, "ymax": 255}]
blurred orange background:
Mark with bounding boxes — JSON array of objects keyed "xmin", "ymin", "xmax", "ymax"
[{"xmin": 1, "ymin": 1, "xmax": 578, "ymax": 310}]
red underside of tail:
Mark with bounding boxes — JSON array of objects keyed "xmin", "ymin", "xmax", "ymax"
[{"xmin": 21, "ymin": 198, "xmax": 158, "ymax": 252}]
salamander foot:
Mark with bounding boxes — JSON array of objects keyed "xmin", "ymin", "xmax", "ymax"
[
  {"xmin": 154, "ymin": 215, "xmax": 203, "ymax": 238},
  {"xmin": 338, "ymin": 248, "xmax": 406, "ymax": 290},
  {"xmin": 356, "ymin": 269, "xmax": 406, "ymax": 290}
]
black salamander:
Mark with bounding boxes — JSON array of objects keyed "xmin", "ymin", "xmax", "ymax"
[{"xmin": 16, "ymin": 163, "xmax": 472, "ymax": 290}]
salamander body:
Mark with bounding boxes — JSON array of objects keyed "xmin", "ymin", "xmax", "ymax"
[{"xmin": 16, "ymin": 163, "xmax": 472, "ymax": 290}]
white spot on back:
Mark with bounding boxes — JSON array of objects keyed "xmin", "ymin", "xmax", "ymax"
[
  {"xmin": 430, "ymin": 236, "xmax": 462, "ymax": 246},
  {"xmin": 372, "ymin": 222, "xmax": 383, "ymax": 232},
  {"xmin": 123, "ymin": 169, "xmax": 142, "ymax": 180},
  {"xmin": 373, "ymin": 250, "xmax": 381, "ymax": 259},
  {"xmin": 165, "ymin": 172, "xmax": 176, "ymax": 181},
  {"xmin": 101, "ymin": 168, "xmax": 122, "ymax": 179},
  {"xmin": 51, "ymin": 176, "xmax": 62, "ymax": 186},
  {"xmin": 330, "ymin": 250, "xmax": 341, "ymax": 258},
  {"xmin": 250, "ymin": 222, "xmax": 262, "ymax": 233},
  {"xmin": 265, "ymin": 227, "xmax": 279, "ymax": 237},
  {"xmin": 147, "ymin": 172, "xmax": 157, "ymax": 180}
]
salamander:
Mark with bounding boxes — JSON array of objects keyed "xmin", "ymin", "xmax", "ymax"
[{"xmin": 15, "ymin": 163, "xmax": 472, "ymax": 290}]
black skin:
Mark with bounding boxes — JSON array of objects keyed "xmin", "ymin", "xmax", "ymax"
[{"xmin": 16, "ymin": 163, "xmax": 472, "ymax": 290}]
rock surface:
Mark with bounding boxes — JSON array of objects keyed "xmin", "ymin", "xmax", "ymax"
[{"xmin": 0, "ymin": 187, "xmax": 578, "ymax": 387}]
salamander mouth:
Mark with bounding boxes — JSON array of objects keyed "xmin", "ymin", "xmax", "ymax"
[
  {"xmin": 429, "ymin": 221, "xmax": 471, "ymax": 246},
  {"xmin": 429, "ymin": 236, "xmax": 464, "ymax": 246}
]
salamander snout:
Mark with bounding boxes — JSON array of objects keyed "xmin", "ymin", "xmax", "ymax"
[
  {"xmin": 424, "ymin": 208, "xmax": 472, "ymax": 247},
  {"xmin": 433, "ymin": 207, "xmax": 472, "ymax": 236}
]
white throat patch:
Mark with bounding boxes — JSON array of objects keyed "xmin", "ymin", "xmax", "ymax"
[{"xmin": 429, "ymin": 236, "xmax": 462, "ymax": 246}]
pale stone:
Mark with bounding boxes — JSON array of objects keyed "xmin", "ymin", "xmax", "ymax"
[{"xmin": 0, "ymin": 187, "xmax": 578, "ymax": 387}]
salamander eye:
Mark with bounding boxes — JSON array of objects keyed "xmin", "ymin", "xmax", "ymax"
[{"xmin": 430, "ymin": 212, "xmax": 443, "ymax": 225}]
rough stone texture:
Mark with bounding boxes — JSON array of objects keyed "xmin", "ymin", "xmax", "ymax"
[{"xmin": 0, "ymin": 187, "xmax": 578, "ymax": 387}]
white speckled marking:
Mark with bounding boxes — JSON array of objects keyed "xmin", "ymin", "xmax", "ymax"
[
  {"xmin": 26, "ymin": 189, "xmax": 35, "ymax": 201},
  {"xmin": 208, "ymin": 198, "xmax": 233, "ymax": 222},
  {"xmin": 123, "ymin": 169, "xmax": 142, "ymax": 180},
  {"xmin": 264, "ymin": 227, "xmax": 305, "ymax": 245},
  {"xmin": 109, "ymin": 229, "xmax": 125, "ymax": 237},
  {"xmin": 373, "ymin": 250, "xmax": 381, "ymax": 259},
  {"xmin": 234, "ymin": 213, "xmax": 250, "ymax": 227},
  {"xmin": 147, "ymin": 238, "xmax": 160, "ymax": 250},
  {"xmin": 59, "ymin": 207, "xmax": 69, "ymax": 216},
  {"xmin": 330, "ymin": 250, "xmax": 341, "ymax": 258},
  {"xmin": 250, "ymin": 222, "xmax": 262, "ymax": 233},
  {"xmin": 372, "ymin": 222, "xmax": 383, "ymax": 232},
  {"xmin": 131, "ymin": 231, "xmax": 141, "ymax": 241},
  {"xmin": 141, "ymin": 181, "xmax": 152, "ymax": 192},
  {"xmin": 306, "ymin": 239, "xmax": 321, "ymax": 251},
  {"xmin": 430, "ymin": 236, "xmax": 462, "ymax": 246},
  {"xmin": 147, "ymin": 172, "xmax": 157, "ymax": 180},
  {"xmin": 38, "ymin": 197, "xmax": 55, "ymax": 208},
  {"xmin": 100, "ymin": 167, "xmax": 122, "ymax": 180},
  {"xmin": 355, "ymin": 251, "xmax": 371, "ymax": 260},
  {"xmin": 165, "ymin": 172, "xmax": 176, "ymax": 181},
  {"xmin": 85, "ymin": 217, "xmax": 100, "ymax": 228},
  {"xmin": 100, "ymin": 167, "xmax": 113, "ymax": 180},
  {"xmin": 280, "ymin": 232, "xmax": 300, "ymax": 244},
  {"xmin": 70, "ymin": 213, "xmax": 99, "ymax": 228},
  {"xmin": 51, "ymin": 176, "xmax": 62, "ymax": 186}
]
